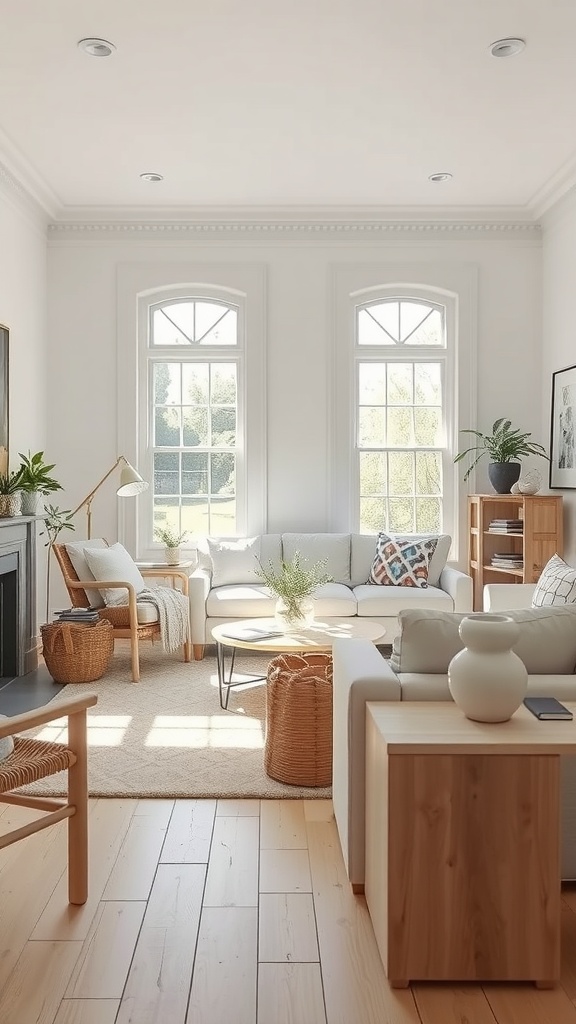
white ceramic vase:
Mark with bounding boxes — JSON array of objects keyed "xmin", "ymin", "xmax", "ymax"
[
  {"xmin": 448, "ymin": 613, "xmax": 527, "ymax": 723},
  {"xmin": 274, "ymin": 595, "xmax": 315, "ymax": 630}
]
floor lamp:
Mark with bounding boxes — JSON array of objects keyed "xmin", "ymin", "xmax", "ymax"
[{"xmin": 71, "ymin": 456, "xmax": 148, "ymax": 539}]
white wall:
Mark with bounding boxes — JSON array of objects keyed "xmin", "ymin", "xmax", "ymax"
[
  {"xmin": 47, "ymin": 223, "xmax": 543, "ymax": 573},
  {"xmin": 542, "ymin": 189, "xmax": 576, "ymax": 560},
  {"xmin": 0, "ymin": 183, "xmax": 49, "ymax": 629}
]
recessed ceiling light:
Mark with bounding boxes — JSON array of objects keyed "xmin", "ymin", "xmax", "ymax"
[
  {"xmin": 140, "ymin": 172, "xmax": 164, "ymax": 182},
  {"xmin": 489, "ymin": 37, "xmax": 526, "ymax": 58},
  {"xmin": 428, "ymin": 172, "xmax": 453, "ymax": 182},
  {"xmin": 78, "ymin": 37, "xmax": 116, "ymax": 57}
]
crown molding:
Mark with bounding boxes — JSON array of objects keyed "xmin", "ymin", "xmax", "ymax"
[
  {"xmin": 530, "ymin": 153, "xmax": 576, "ymax": 220},
  {"xmin": 48, "ymin": 215, "xmax": 542, "ymax": 241},
  {"xmin": 0, "ymin": 132, "xmax": 59, "ymax": 220}
]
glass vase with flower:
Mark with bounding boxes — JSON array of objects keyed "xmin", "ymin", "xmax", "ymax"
[{"xmin": 256, "ymin": 551, "xmax": 333, "ymax": 629}]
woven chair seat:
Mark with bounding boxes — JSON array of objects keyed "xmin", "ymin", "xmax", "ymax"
[
  {"xmin": 0, "ymin": 737, "xmax": 76, "ymax": 792},
  {"xmin": 97, "ymin": 607, "xmax": 159, "ymax": 635}
]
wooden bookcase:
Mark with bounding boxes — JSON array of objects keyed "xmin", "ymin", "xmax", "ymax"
[{"xmin": 468, "ymin": 494, "xmax": 564, "ymax": 610}]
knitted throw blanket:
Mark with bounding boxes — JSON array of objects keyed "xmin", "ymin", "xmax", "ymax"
[{"xmin": 138, "ymin": 587, "xmax": 190, "ymax": 654}]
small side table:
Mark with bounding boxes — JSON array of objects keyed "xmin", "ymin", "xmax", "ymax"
[{"xmin": 365, "ymin": 701, "xmax": 576, "ymax": 988}]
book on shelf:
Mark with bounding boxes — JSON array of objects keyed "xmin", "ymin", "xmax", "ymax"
[{"xmin": 489, "ymin": 519, "xmax": 523, "ymax": 526}]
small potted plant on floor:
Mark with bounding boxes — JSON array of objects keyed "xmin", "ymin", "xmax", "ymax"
[
  {"xmin": 155, "ymin": 525, "xmax": 189, "ymax": 565},
  {"xmin": 0, "ymin": 467, "xmax": 24, "ymax": 517},
  {"xmin": 454, "ymin": 418, "xmax": 549, "ymax": 493},
  {"xmin": 17, "ymin": 450, "xmax": 62, "ymax": 515}
]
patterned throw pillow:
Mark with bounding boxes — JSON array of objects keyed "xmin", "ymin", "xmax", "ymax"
[
  {"xmin": 532, "ymin": 554, "xmax": 576, "ymax": 607},
  {"xmin": 367, "ymin": 532, "xmax": 438, "ymax": 588}
]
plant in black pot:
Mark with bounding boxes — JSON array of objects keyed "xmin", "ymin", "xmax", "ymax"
[
  {"xmin": 455, "ymin": 418, "xmax": 549, "ymax": 494},
  {"xmin": 17, "ymin": 450, "xmax": 62, "ymax": 515}
]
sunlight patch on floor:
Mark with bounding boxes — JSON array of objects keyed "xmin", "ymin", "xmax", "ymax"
[
  {"xmin": 145, "ymin": 714, "xmax": 265, "ymax": 749},
  {"xmin": 36, "ymin": 715, "xmax": 133, "ymax": 747}
]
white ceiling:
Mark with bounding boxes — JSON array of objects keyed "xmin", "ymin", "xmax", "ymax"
[{"xmin": 0, "ymin": 0, "xmax": 575, "ymax": 219}]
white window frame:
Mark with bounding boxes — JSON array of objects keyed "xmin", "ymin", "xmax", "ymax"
[
  {"xmin": 331, "ymin": 264, "xmax": 477, "ymax": 564},
  {"xmin": 117, "ymin": 263, "xmax": 267, "ymax": 559}
]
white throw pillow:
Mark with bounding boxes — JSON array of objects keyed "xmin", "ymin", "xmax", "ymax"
[
  {"xmin": 83, "ymin": 543, "xmax": 146, "ymax": 607},
  {"xmin": 532, "ymin": 554, "xmax": 576, "ymax": 607},
  {"xmin": 64, "ymin": 538, "xmax": 108, "ymax": 608},
  {"xmin": 0, "ymin": 716, "xmax": 14, "ymax": 762},
  {"xmin": 206, "ymin": 537, "xmax": 262, "ymax": 587}
]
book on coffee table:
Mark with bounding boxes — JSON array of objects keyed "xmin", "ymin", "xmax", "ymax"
[{"xmin": 221, "ymin": 626, "xmax": 284, "ymax": 642}]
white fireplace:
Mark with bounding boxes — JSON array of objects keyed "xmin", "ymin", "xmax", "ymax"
[{"xmin": 0, "ymin": 517, "xmax": 38, "ymax": 683}]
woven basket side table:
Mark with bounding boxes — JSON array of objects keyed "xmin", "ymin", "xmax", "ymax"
[
  {"xmin": 265, "ymin": 652, "xmax": 333, "ymax": 787},
  {"xmin": 41, "ymin": 620, "xmax": 114, "ymax": 684}
]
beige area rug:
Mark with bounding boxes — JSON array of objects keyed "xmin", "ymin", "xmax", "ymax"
[{"xmin": 22, "ymin": 642, "xmax": 332, "ymax": 799}]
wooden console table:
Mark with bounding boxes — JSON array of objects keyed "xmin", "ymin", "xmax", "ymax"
[{"xmin": 365, "ymin": 701, "xmax": 576, "ymax": 988}]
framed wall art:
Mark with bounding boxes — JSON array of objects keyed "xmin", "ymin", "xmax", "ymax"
[
  {"xmin": 0, "ymin": 324, "xmax": 7, "ymax": 475},
  {"xmin": 550, "ymin": 363, "xmax": 576, "ymax": 488}
]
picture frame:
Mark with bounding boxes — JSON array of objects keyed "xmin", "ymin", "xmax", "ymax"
[
  {"xmin": 550, "ymin": 363, "xmax": 576, "ymax": 488},
  {"xmin": 0, "ymin": 324, "xmax": 8, "ymax": 476}
]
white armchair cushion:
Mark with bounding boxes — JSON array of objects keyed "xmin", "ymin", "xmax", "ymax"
[
  {"xmin": 532, "ymin": 554, "xmax": 576, "ymax": 607},
  {"xmin": 64, "ymin": 538, "xmax": 108, "ymax": 608},
  {"xmin": 83, "ymin": 543, "xmax": 146, "ymax": 607},
  {"xmin": 206, "ymin": 537, "xmax": 262, "ymax": 587}
]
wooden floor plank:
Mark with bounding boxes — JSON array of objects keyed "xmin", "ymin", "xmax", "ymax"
[
  {"xmin": 413, "ymin": 984, "xmax": 498, "ymax": 1024},
  {"xmin": 484, "ymin": 984, "xmax": 576, "ymax": 1023},
  {"xmin": 160, "ymin": 799, "xmax": 216, "ymax": 863},
  {"xmin": 217, "ymin": 798, "xmax": 260, "ymax": 816},
  {"xmin": 259, "ymin": 893, "xmax": 319, "ymax": 962},
  {"xmin": 258, "ymin": 963, "xmax": 326, "ymax": 1024},
  {"xmin": 133, "ymin": 798, "xmax": 175, "ymax": 825},
  {"xmin": 306, "ymin": 818, "xmax": 422, "ymax": 1024},
  {"xmin": 260, "ymin": 800, "xmax": 308, "ymax": 849},
  {"xmin": 102, "ymin": 819, "xmax": 167, "ymax": 900},
  {"xmin": 259, "ymin": 849, "xmax": 312, "ymax": 892},
  {"xmin": 188, "ymin": 907, "xmax": 258, "ymax": 1024},
  {"xmin": 0, "ymin": 940, "xmax": 82, "ymax": 1024},
  {"xmin": 203, "ymin": 815, "xmax": 259, "ymax": 907},
  {"xmin": 32, "ymin": 798, "xmax": 138, "ymax": 940},
  {"xmin": 53, "ymin": 1000, "xmax": 120, "ymax": 1024},
  {"xmin": 303, "ymin": 800, "xmax": 334, "ymax": 822},
  {"xmin": 65, "ymin": 901, "xmax": 146, "ymax": 998},
  {"xmin": 116, "ymin": 863, "xmax": 205, "ymax": 1024}
]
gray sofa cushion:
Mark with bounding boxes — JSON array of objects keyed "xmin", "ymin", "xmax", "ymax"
[{"xmin": 390, "ymin": 605, "xmax": 576, "ymax": 676}]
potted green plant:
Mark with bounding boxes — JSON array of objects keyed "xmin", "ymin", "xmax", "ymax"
[
  {"xmin": 256, "ymin": 551, "xmax": 333, "ymax": 627},
  {"xmin": 0, "ymin": 467, "xmax": 24, "ymax": 517},
  {"xmin": 155, "ymin": 525, "xmax": 189, "ymax": 565},
  {"xmin": 40, "ymin": 504, "xmax": 75, "ymax": 624},
  {"xmin": 17, "ymin": 450, "xmax": 62, "ymax": 515},
  {"xmin": 454, "ymin": 418, "xmax": 549, "ymax": 494}
]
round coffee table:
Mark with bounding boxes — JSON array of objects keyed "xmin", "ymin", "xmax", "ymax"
[{"xmin": 211, "ymin": 617, "xmax": 385, "ymax": 709}]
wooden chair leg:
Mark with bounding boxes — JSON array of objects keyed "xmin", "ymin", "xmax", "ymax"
[
  {"xmin": 184, "ymin": 639, "xmax": 192, "ymax": 663},
  {"xmin": 67, "ymin": 709, "xmax": 89, "ymax": 905},
  {"xmin": 130, "ymin": 637, "xmax": 140, "ymax": 682},
  {"xmin": 193, "ymin": 644, "xmax": 205, "ymax": 661}
]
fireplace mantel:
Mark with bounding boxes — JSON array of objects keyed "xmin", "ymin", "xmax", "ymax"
[{"xmin": 0, "ymin": 516, "xmax": 40, "ymax": 679}]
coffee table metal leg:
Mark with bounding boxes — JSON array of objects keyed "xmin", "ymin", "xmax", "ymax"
[{"xmin": 216, "ymin": 642, "xmax": 237, "ymax": 710}]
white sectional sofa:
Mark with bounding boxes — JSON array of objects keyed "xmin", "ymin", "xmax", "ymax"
[
  {"xmin": 332, "ymin": 604, "xmax": 576, "ymax": 890},
  {"xmin": 188, "ymin": 531, "xmax": 473, "ymax": 659}
]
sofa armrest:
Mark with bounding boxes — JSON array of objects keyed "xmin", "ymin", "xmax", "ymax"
[
  {"xmin": 439, "ymin": 565, "xmax": 473, "ymax": 612},
  {"xmin": 188, "ymin": 568, "xmax": 212, "ymax": 643},
  {"xmin": 332, "ymin": 637, "xmax": 400, "ymax": 888},
  {"xmin": 483, "ymin": 583, "xmax": 536, "ymax": 611}
]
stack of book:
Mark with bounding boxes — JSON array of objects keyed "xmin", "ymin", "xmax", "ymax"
[
  {"xmin": 54, "ymin": 608, "xmax": 100, "ymax": 625},
  {"xmin": 491, "ymin": 553, "xmax": 524, "ymax": 570},
  {"xmin": 488, "ymin": 519, "xmax": 523, "ymax": 534}
]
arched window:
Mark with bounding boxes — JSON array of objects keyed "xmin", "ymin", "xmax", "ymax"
[
  {"xmin": 355, "ymin": 295, "xmax": 449, "ymax": 534},
  {"xmin": 148, "ymin": 294, "xmax": 243, "ymax": 540}
]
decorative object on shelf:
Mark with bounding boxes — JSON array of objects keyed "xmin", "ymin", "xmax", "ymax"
[
  {"xmin": 455, "ymin": 418, "xmax": 549, "ymax": 493},
  {"xmin": 0, "ymin": 468, "xmax": 23, "ymax": 517},
  {"xmin": 154, "ymin": 525, "xmax": 189, "ymax": 565},
  {"xmin": 448, "ymin": 613, "xmax": 528, "ymax": 722},
  {"xmin": 71, "ymin": 455, "xmax": 148, "ymax": 538},
  {"xmin": 41, "ymin": 504, "xmax": 76, "ymax": 623},
  {"xmin": 510, "ymin": 481, "xmax": 520, "ymax": 494},
  {"xmin": 17, "ymin": 449, "xmax": 62, "ymax": 515},
  {"xmin": 517, "ymin": 468, "xmax": 542, "ymax": 494},
  {"xmin": 550, "ymin": 363, "xmax": 576, "ymax": 489},
  {"xmin": 256, "ymin": 550, "xmax": 333, "ymax": 628}
]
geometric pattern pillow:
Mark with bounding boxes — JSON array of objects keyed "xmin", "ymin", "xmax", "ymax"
[
  {"xmin": 531, "ymin": 554, "xmax": 576, "ymax": 607},
  {"xmin": 367, "ymin": 532, "xmax": 438, "ymax": 588}
]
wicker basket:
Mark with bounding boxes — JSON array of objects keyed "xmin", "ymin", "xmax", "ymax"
[
  {"xmin": 265, "ymin": 652, "xmax": 333, "ymax": 787},
  {"xmin": 41, "ymin": 620, "xmax": 114, "ymax": 684}
]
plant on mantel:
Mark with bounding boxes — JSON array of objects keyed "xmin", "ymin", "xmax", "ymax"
[
  {"xmin": 17, "ymin": 450, "xmax": 62, "ymax": 515},
  {"xmin": 0, "ymin": 468, "xmax": 24, "ymax": 517}
]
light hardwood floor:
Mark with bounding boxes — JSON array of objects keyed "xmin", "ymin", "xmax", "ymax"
[{"xmin": 3, "ymin": 797, "xmax": 576, "ymax": 1023}]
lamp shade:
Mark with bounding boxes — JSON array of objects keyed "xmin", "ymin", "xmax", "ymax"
[{"xmin": 117, "ymin": 461, "xmax": 148, "ymax": 497}]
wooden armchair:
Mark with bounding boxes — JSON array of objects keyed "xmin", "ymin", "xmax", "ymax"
[
  {"xmin": 52, "ymin": 543, "xmax": 191, "ymax": 682},
  {"xmin": 0, "ymin": 692, "xmax": 97, "ymax": 904}
]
